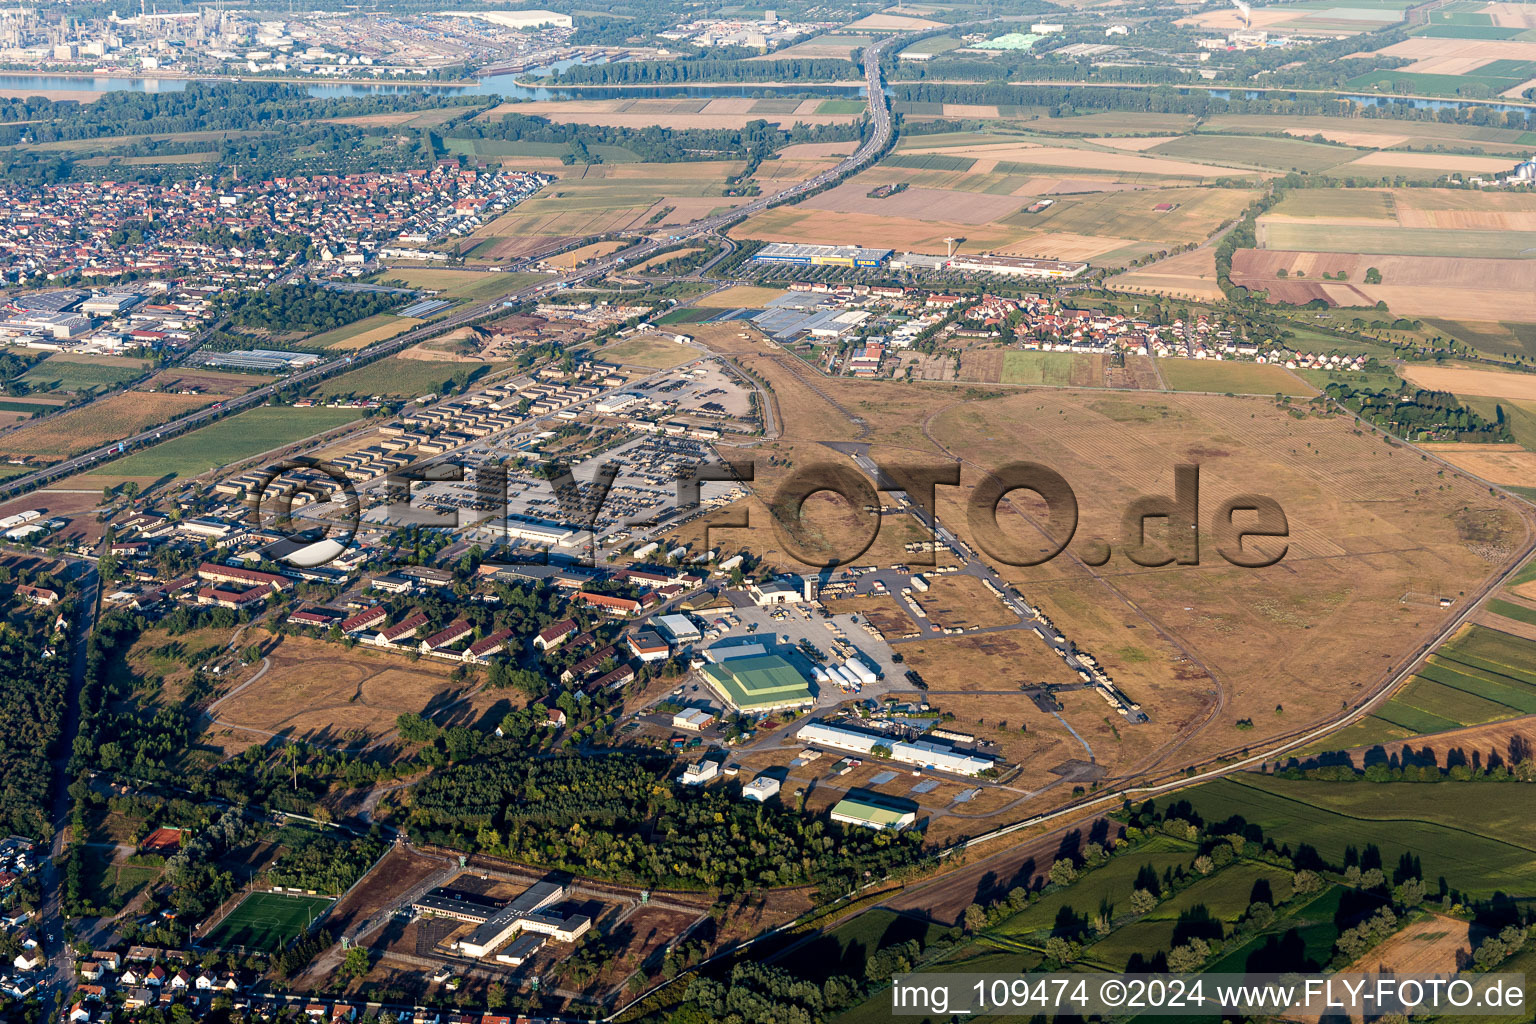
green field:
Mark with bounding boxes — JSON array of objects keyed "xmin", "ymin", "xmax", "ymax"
[
  {"xmin": 315, "ymin": 355, "xmax": 506, "ymax": 400},
  {"xmin": 201, "ymin": 891, "xmax": 333, "ymax": 952},
  {"xmin": 989, "ymin": 835, "xmax": 1199, "ymax": 942},
  {"xmin": 816, "ymin": 99, "xmax": 869, "ymax": 115},
  {"xmin": 999, "ymin": 351, "xmax": 1093, "ymax": 386},
  {"xmin": 374, "ymin": 268, "xmax": 543, "ymax": 302},
  {"xmin": 1260, "ymin": 221, "xmax": 1536, "ymax": 259},
  {"xmin": 1156, "ymin": 358, "xmax": 1315, "ymax": 396},
  {"xmin": 1424, "ymin": 319, "xmax": 1536, "ymax": 361},
  {"xmin": 1085, "ymin": 862, "xmax": 1293, "ymax": 970},
  {"xmin": 1414, "ymin": 24, "xmax": 1524, "ymax": 39},
  {"xmin": 1487, "ymin": 598, "xmax": 1536, "ymax": 626},
  {"xmin": 1204, "ymin": 884, "xmax": 1349, "ymax": 975},
  {"xmin": 1343, "ymin": 68, "xmax": 1536, "ymax": 96},
  {"xmin": 87, "ymin": 406, "xmax": 365, "ymax": 481},
  {"xmin": 1161, "ymin": 776, "xmax": 1536, "ymax": 897},
  {"xmin": 1265, "ymin": 189, "xmax": 1395, "ymax": 221},
  {"xmin": 1365, "ymin": 625, "xmax": 1536, "ymax": 736},
  {"xmin": 882, "ymin": 152, "xmax": 978, "ymax": 172},
  {"xmin": 19, "ymin": 354, "xmax": 152, "ymax": 395},
  {"xmin": 1149, "ymin": 134, "xmax": 1360, "ymax": 174},
  {"xmin": 655, "ymin": 307, "xmax": 716, "ymax": 325}
]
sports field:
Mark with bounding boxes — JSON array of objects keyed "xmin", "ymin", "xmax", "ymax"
[
  {"xmin": 200, "ymin": 890, "xmax": 332, "ymax": 951},
  {"xmin": 79, "ymin": 406, "xmax": 365, "ymax": 482}
]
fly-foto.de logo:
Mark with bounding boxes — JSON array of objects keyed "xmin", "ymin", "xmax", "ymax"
[{"xmin": 248, "ymin": 455, "xmax": 1289, "ymax": 572}]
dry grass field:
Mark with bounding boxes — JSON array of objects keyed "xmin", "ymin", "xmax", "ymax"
[
  {"xmin": 1342, "ymin": 914, "xmax": 1472, "ymax": 977},
  {"xmin": 0, "ymin": 391, "xmax": 213, "ymax": 461},
  {"xmin": 308, "ymin": 314, "xmax": 424, "ymax": 352},
  {"xmin": 545, "ymin": 239, "xmax": 628, "ymax": 269},
  {"xmin": 694, "ymin": 285, "xmax": 787, "ymax": 308},
  {"xmin": 1341, "ymin": 150, "xmax": 1520, "ymax": 175},
  {"xmin": 1417, "ymin": 443, "xmax": 1536, "ymax": 485},
  {"xmin": 140, "ymin": 368, "xmax": 270, "ymax": 396},
  {"xmin": 803, "ymin": 180, "xmax": 1031, "ymax": 223},
  {"xmin": 843, "ymin": 11, "xmax": 945, "ymax": 29},
  {"xmin": 919, "ymin": 389, "xmax": 1530, "ymax": 770},
  {"xmin": 1401, "ymin": 366, "xmax": 1536, "ymax": 400},
  {"xmin": 1110, "ymin": 247, "xmax": 1225, "ymax": 302},
  {"xmin": 917, "ymin": 573, "xmax": 1019, "ymax": 629},
  {"xmin": 896, "ymin": 139, "xmax": 1264, "ymax": 180},
  {"xmin": 688, "ymin": 323, "xmax": 1532, "ymax": 788},
  {"xmin": 208, "ymin": 634, "xmax": 510, "ymax": 749},
  {"xmin": 1231, "ymin": 250, "xmax": 1536, "ymax": 321}
]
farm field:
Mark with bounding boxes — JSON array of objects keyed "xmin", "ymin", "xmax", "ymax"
[
  {"xmin": 1146, "ymin": 134, "xmax": 1361, "ymax": 174},
  {"xmin": 201, "ymin": 891, "xmax": 334, "ymax": 952},
  {"xmin": 1110, "ymin": 247, "xmax": 1225, "ymax": 302},
  {"xmin": 1230, "ymin": 250, "xmax": 1536, "ymax": 321},
  {"xmin": 314, "ymin": 355, "xmax": 507, "ymax": 400},
  {"xmin": 1401, "ymin": 363, "xmax": 1536, "ymax": 399},
  {"xmin": 466, "ymin": 161, "xmax": 749, "ymax": 256},
  {"xmin": 1261, "ymin": 222, "xmax": 1536, "ymax": 259},
  {"xmin": 305, "ymin": 313, "xmax": 424, "ymax": 352},
  {"xmin": 893, "ymin": 139, "xmax": 1264, "ymax": 180},
  {"xmin": 77, "ymin": 406, "xmax": 364, "ymax": 483},
  {"xmin": 1303, "ymin": 625, "xmax": 1536, "ymax": 752},
  {"xmin": 1155, "ymin": 358, "xmax": 1315, "ymax": 396},
  {"xmin": 1202, "ymin": 113, "xmax": 1536, "ymax": 151},
  {"xmin": 19, "ymin": 353, "xmax": 152, "ymax": 395},
  {"xmin": 998, "ymin": 351, "xmax": 1103, "ymax": 387},
  {"xmin": 1423, "ymin": 319, "xmax": 1536, "ymax": 360},
  {"xmin": 1416, "ymin": 442, "xmax": 1536, "ymax": 486},
  {"xmin": 374, "ymin": 268, "xmax": 544, "ymax": 301},
  {"xmin": 1163, "ymin": 775, "xmax": 1536, "ymax": 898},
  {"xmin": 0, "ymin": 391, "xmax": 213, "ymax": 461}
]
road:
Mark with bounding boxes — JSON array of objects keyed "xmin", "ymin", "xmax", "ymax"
[
  {"xmin": 0, "ymin": 38, "xmax": 901, "ymax": 507},
  {"xmin": 37, "ymin": 561, "xmax": 99, "ymax": 1005}
]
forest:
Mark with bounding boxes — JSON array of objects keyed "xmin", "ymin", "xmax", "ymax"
[
  {"xmin": 268, "ymin": 831, "xmax": 387, "ymax": 895},
  {"xmin": 407, "ymin": 747, "xmax": 928, "ymax": 897},
  {"xmin": 1325, "ymin": 383, "xmax": 1514, "ymax": 442},
  {"xmin": 220, "ymin": 283, "xmax": 403, "ymax": 338},
  {"xmin": 445, "ymin": 113, "xmax": 862, "ymax": 165},
  {"xmin": 0, "ymin": 591, "xmax": 72, "ymax": 839}
]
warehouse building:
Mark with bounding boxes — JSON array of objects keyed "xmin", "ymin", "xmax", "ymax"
[
  {"xmin": 701, "ymin": 654, "xmax": 815, "ymax": 712},
  {"xmin": 831, "ymin": 794, "xmax": 917, "ymax": 832},
  {"xmin": 943, "ymin": 254, "xmax": 1089, "ymax": 279},
  {"xmin": 797, "ymin": 721, "xmax": 995, "ymax": 776},
  {"xmin": 752, "ymin": 243, "xmax": 892, "ymax": 268}
]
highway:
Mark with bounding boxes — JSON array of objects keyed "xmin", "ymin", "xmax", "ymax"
[{"xmin": 0, "ymin": 38, "xmax": 901, "ymax": 506}]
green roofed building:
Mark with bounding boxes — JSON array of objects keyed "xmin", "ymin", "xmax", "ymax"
[
  {"xmin": 831, "ymin": 795, "xmax": 918, "ymax": 832},
  {"xmin": 700, "ymin": 654, "xmax": 815, "ymax": 712},
  {"xmin": 977, "ymin": 32, "xmax": 1041, "ymax": 50}
]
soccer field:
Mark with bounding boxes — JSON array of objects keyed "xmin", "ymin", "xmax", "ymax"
[{"xmin": 201, "ymin": 891, "xmax": 333, "ymax": 951}]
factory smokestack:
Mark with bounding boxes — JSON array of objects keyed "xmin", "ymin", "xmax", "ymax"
[{"xmin": 1232, "ymin": 0, "xmax": 1252, "ymax": 27}]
